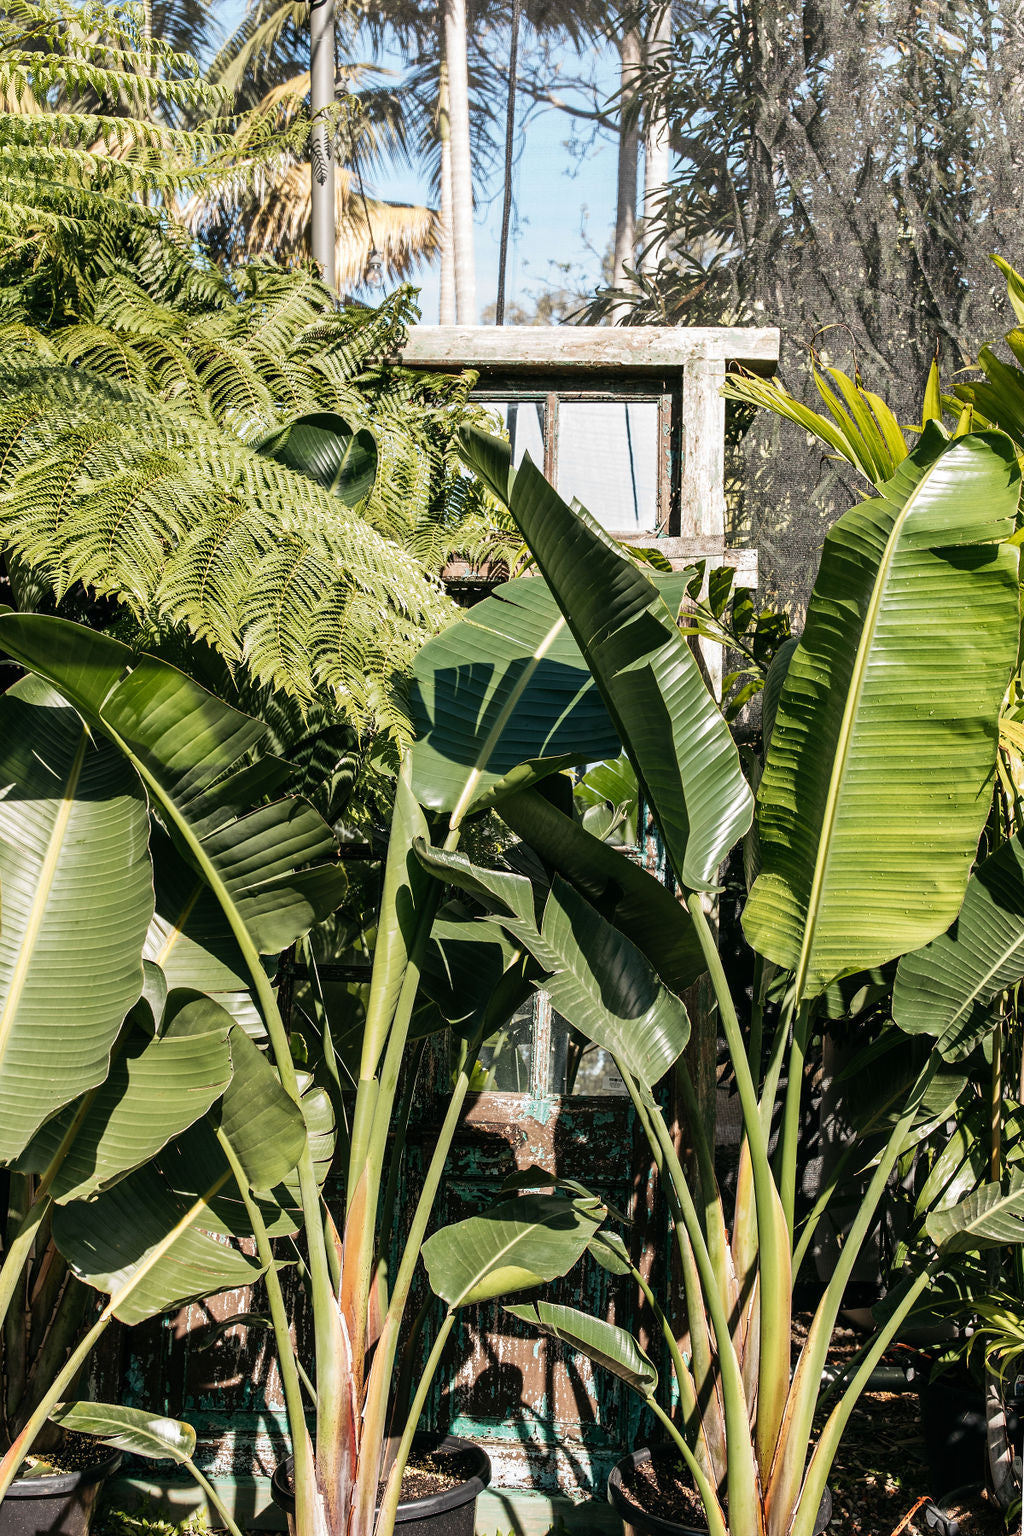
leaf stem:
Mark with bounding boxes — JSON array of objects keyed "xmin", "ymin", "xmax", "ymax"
[
  {"xmin": 376, "ymin": 1312, "xmax": 456, "ymax": 1536},
  {"xmin": 628, "ymin": 1069, "xmax": 758, "ymax": 1525},
  {"xmin": 183, "ymin": 1460, "xmax": 248, "ymax": 1536},
  {"xmin": 215, "ymin": 1130, "xmax": 319, "ymax": 1536},
  {"xmin": 685, "ymin": 892, "xmax": 792, "ymax": 1478},
  {"xmin": 0, "ymin": 1313, "xmax": 109, "ymax": 1498},
  {"xmin": 645, "ymin": 1397, "xmax": 729, "ymax": 1536},
  {"xmin": 779, "ymin": 1000, "xmax": 813, "ymax": 1238}
]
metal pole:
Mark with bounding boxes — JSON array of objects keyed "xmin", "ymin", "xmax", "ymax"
[
  {"xmin": 310, "ymin": 0, "xmax": 336, "ymax": 289},
  {"xmin": 494, "ymin": 0, "xmax": 523, "ymax": 325}
]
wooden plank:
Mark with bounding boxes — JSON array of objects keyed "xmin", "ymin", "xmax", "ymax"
[
  {"xmin": 396, "ymin": 324, "xmax": 780, "ymax": 373},
  {"xmin": 615, "ymin": 535, "xmax": 758, "ymax": 584}
]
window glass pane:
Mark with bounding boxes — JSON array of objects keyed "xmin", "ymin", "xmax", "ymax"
[
  {"xmin": 478, "ymin": 400, "xmax": 545, "ymax": 469},
  {"xmin": 472, "ymin": 1000, "xmax": 629, "ymax": 1097},
  {"xmin": 556, "ymin": 400, "xmax": 659, "ymax": 532},
  {"xmin": 555, "ymin": 1015, "xmax": 629, "ymax": 1096},
  {"xmin": 473, "ymin": 1001, "xmax": 535, "ymax": 1092}
]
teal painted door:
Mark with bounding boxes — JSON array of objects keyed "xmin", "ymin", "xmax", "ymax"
[{"xmin": 417, "ymin": 992, "xmax": 650, "ymax": 1499}]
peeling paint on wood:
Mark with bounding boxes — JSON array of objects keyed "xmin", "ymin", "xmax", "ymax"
[{"xmin": 397, "ymin": 325, "xmax": 781, "ymax": 373}]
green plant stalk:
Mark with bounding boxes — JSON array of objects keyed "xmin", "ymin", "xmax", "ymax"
[
  {"xmin": 642, "ymin": 1088, "xmax": 759, "ymax": 1528},
  {"xmin": 183, "ymin": 1458, "xmax": 249, "ymax": 1536},
  {"xmin": 19, "ymin": 1273, "xmax": 92, "ymax": 1431},
  {"xmin": 215, "ymin": 1131, "xmax": 319, "ymax": 1536},
  {"xmin": 748, "ymin": 953, "xmax": 768, "ymax": 1086},
  {"xmin": 779, "ymin": 1001, "xmax": 814, "ymax": 1237},
  {"xmin": 621, "ymin": 1065, "xmax": 726, "ymax": 1475},
  {"xmin": 342, "ymin": 880, "xmax": 442, "ymax": 1421},
  {"xmin": 791, "ymin": 1263, "xmax": 937, "ymax": 1536},
  {"xmin": 767, "ymin": 1054, "xmax": 938, "ymax": 1531},
  {"xmin": 391, "ymin": 1293, "xmax": 433, "ymax": 1435},
  {"xmin": 0, "ymin": 1197, "xmax": 48, "ymax": 1336},
  {"xmin": 0, "ymin": 1312, "xmax": 110, "ymax": 1497},
  {"xmin": 0, "ymin": 1082, "xmax": 105, "ymax": 1329},
  {"xmin": 348, "ymin": 998, "xmax": 502, "ymax": 1534},
  {"xmin": 121, "ymin": 747, "xmax": 339, "ymax": 1517},
  {"xmin": 686, "ymin": 892, "xmax": 792, "ymax": 1479},
  {"xmin": 374, "ymin": 1038, "xmax": 426, "ymax": 1313},
  {"xmin": 631, "ymin": 1261, "xmax": 714, "ymax": 1482},
  {"xmin": 759, "ymin": 985, "xmax": 795, "ymax": 1143},
  {"xmin": 791, "ymin": 1139, "xmax": 858, "ymax": 1279},
  {"xmin": 645, "ymin": 1396, "xmax": 729, "ymax": 1536},
  {"xmin": 348, "ymin": 766, "xmax": 433, "ymax": 1189},
  {"xmin": 674, "ymin": 1059, "xmax": 734, "ymax": 1315},
  {"xmin": 376, "ymin": 1311, "xmax": 457, "ymax": 1536}
]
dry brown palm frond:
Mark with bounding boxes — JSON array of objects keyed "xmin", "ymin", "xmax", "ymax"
[{"xmin": 183, "ymin": 161, "xmax": 439, "ymax": 288}]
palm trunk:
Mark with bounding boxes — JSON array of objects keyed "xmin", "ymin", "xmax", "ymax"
[
  {"xmin": 310, "ymin": 0, "xmax": 337, "ymax": 289},
  {"xmin": 641, "ymin": 3, "xmax": 672, "ymax": 272},
  {"xmin": 438, "ymin": 57, "xmax": 456, "ymax": 324},
  {"xmin": 612, "ymin": 27, "xmax": 642, "ymax": 300},
  {"xmin": 443, "ymin": 0, "xmax": 475, "ymax": 321}
]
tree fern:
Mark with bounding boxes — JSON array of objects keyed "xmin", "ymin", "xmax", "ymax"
[
  {"xmin": 0, "ymin": 0, "xmax": 229, "ymax": 240},
  {"xmin": 0, "ymin": 230, "xmax": 515, "ymax": 737},
  {"xmin": 0, "ymin": 0, "xmax": 514, "ymax": 740}
]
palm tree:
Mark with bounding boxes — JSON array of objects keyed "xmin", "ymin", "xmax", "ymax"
[
  {"xmin": 442, "ymin": 0, "xmax": 476, "ymax": 319},
  {"xmin": 188, "ymin": 1, "xmax": 441, "ymax": 292}
]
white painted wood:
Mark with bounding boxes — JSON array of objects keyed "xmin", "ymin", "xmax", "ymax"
[
  {"xmin": 680, "ymin": 356, "xmax": 730, "ymax": 694},
  {"xmin": 398, "ymin": 325, "xmax": 780, "ymax": 372}
]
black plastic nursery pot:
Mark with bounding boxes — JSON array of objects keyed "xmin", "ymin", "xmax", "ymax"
[
  {"xmin": 270, "ymin": 1435, "xmax": 490, "ymax": 1536},
  {"xmin": 914, "ymin": 1370, "xmax": 1021, "ymax": 1499},
  {"xmin": 920, "ymin": 1484, "xmax": 988, "ymax": 1536},
  {"xmin": 608, "ymin": 1449, "xmax": 833, "ymax": 1536},
  {"xmin": 0, "ymin": 1448, "xmax": 122, "ymax": 1536}
]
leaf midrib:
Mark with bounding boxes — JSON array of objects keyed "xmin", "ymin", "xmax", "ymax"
[
  {"xmin": 0, "ymin": 724, "xmax": 88, "ymax": 1077},
  {"xmin": 794, "ymin": 464, "xmax": 940, "ymax": 999},
  {"xmin": 448, "ymin": 611, "xmax": 566, "ymax": 830}
]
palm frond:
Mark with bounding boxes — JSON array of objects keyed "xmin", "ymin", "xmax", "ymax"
[{"xmin": 184, "ymin": 162, "xmax": 439, "ymax": 289}]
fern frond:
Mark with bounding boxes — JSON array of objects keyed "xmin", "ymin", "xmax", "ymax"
[{"xmin": 0, "ymin": 360, "xmax": 454, "ymax": 732}]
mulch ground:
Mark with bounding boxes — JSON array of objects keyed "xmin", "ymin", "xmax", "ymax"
[{"xmin": 814, "ymin": 1321, "xmax": 1006, "ymax": 1535}]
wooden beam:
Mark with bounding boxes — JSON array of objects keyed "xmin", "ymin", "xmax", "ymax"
[{"xmin": 396, "ymin": 325, "xmax": 780, "ymax": 374}]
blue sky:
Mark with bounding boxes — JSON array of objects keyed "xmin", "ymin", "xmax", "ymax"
[
  {"xmin": 216, "ymin": 5, "xmax": 625, "ymax": 323},
  {"xmin": 364, "ymin": 32, "xmax": 623, "ymax": 323}
]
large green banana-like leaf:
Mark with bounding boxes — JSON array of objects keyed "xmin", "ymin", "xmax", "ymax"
[
  {"xmin": 411, "ymin": 902, "xmax": 527, "ymax": 1040},
  {"xmin": 893, "ymin": 836, "xmax": 1024, "ymax": 1059},
  {"xmin": 416, "ymin": 843, "xmax": 689, "ymax": 1087},
  {"xmin": 523, "ymin": 878, "xmax": 690, "ymax": 1088},
  {"xmin": 258, "ymin": 412, "xmax": 378, "ymax": 509},
  {"xmin": 158, "ymin": 1068, "xmax": 334, "ymax": 1239},
  {"xmin": 505, "ymin": 1301, "xmax": 657, "ymax": 1395},
  {"xmin": 927, "ymin": 1174, "xmax": 1024, "ymax": 1252},
  {"xmin": 0, "ymin": 676, "xmax": 153, "ymax": 1165},
  {"xmin": 414, "ymin": 839, "xmax": 538, "ymax": 926},
  {"xmin": 145, "ymin": 828, "xmax": 251, "ymax": 992},
  {"xmin": 407, "ymin": 574, "xmax": 622, "ymax": 818},
  {"xmin": 49, "ymin": 1403, "xmax": 195, "ymax": 1463},
  {"xmin": 421, "ymin": 1193, "xmax": 604, "ymax": 1307},
  {"xmin": 0, "ymin": 616, "xmax": 347, "ymax": 971},
  {"xmin": 51, "ymin": 1158, "xmax": 263, "ymax": 1325},
  {"xmin": 743, "ymin": 428, "xmax": 1020, "ymax": 1001},
  {"xmin": 497, "ymin": 787, "xmax": 705, "ymax": 993},
  {"xmin": 457, "ymin": 429, "xmax": 753, "ymax": 891},
  {"xmin": 16, "ymin": 995, "xmax": 234, "ymax": 1202},
  {"xmin": 217, "ymin": 1025, "xmax": 307, "ymax": 1191}
]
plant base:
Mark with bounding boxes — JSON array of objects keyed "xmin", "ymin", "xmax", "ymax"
[
  {"xmin": 0, "ymin": 1449, "xmax": 121, "ymax": 1536},
  {"xmin": 270, "ymin": 1434, "xmax": 490, "ymax": 1535},
  {"xmin": 607, "ymin": 1448, "xmax": 832, "ymax": 1536}
]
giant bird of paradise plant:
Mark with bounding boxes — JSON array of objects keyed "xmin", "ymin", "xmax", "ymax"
[
  {"xmin": 0, "ymin": 408, "xmax": 1022, "ymax": 1536},
  {"xmin": 399, "ymin": 420, "xmax": 1023, "ymax": 1536}
]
